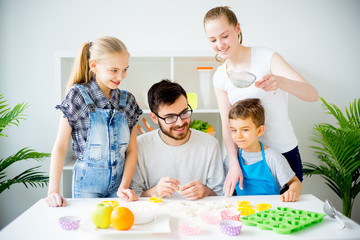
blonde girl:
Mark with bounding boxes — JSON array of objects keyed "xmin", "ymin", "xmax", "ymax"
[
  {"xmin": 203, "ymin": 7, "xmax": 318, "ymax": 196},
  {"xmin": 46, "ymin": 36, "xmax": 141, "ymax": 207}
]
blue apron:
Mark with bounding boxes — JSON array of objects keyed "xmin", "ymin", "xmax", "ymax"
[
  {"xmin": 72, "ymin": 84, "xmax": 130, "ymax": 198},
  {"xmin": 235, "ymin": 142, "xmax": 280, "ymax": 195}
]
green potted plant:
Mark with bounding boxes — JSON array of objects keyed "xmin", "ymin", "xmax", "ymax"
[
  {"xmin": 0, "ymin": 94, "xmax": 49, "ymax": 194},
  {"xmin": 303, "ymin": 97, "xmax": 360, "ymax": 218}
]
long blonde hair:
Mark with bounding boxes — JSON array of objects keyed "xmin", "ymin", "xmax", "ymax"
[
  {"xmin": 203, "ymin": 6, "xmax": 242, "ymax": 62},
  {"xmin": 66, "ymin": 36, "xmax": 129, "ymax": 90}
]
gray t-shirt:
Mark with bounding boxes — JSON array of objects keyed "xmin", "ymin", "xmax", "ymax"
[
  {"xmin": 241, "ymin": 148, "xmax": 295, "ymax": 189},
  {"xmin": 130, "ymin": 129, "xmax": 224, "ymax": 196}
]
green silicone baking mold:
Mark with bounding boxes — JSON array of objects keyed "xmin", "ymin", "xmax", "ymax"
[{"xmin": 240, "ymin": 207, "xmax": 326, "ymax": 234}]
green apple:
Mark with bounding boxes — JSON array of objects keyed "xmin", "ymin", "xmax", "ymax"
[{"xmin": 91, "ymin": 203, "xmax": 113, "ymax": 229}]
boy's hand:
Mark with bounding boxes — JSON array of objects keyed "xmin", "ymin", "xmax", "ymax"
[
  {"xmin": 280, "ymin": 175, "xmax": 302, "ymax": 202},
  {"xmin": 117, "ymin": 189, "xmax": 138, "ymax": 202},
  {"xmin": 280, "ymin": 189, "xmax": 300, "ymax": 202}
]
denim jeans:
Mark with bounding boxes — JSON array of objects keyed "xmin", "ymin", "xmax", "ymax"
[{"xmin": 72, "ymin": 85, "xmax": 130, "ymax": 198}]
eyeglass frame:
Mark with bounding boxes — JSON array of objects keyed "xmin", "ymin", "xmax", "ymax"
[{"xmin": 153, "ymin": 104, "xmax": 193, "ymax": 124}]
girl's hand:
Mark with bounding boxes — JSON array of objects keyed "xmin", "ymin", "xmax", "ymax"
[
  {"xmin": 117, "ymin": 189, "xmax": 138, "ymax": 202},
  {"xmin": 280, "ymin": 189, "xmax": 300, "ymax": 202},
  {"xmin": 223, "ymin": 166, "xmax": 244, "ymax": 197},
  {"xmin": 45, "ymin": 193, "xmax": 67, "ymax": 207},
  {"xmin": 255, "ymin": 73, "xmax": 282, "ymax": 92}
]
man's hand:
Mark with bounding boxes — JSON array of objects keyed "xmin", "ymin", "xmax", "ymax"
[
  {"xmin": 180, "ymin": 180, "xmax": 215, "ymax": 200},
  {"xmin": 153, "ymin": 177, "xmax": 180, "ymax": 198}
]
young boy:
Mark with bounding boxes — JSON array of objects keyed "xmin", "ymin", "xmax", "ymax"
[{"xmin": 228, "ymin": 98, "xmax": 302, "ymax": 202}]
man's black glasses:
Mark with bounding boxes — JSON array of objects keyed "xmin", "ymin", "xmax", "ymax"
[{"xmin": 154, "ymin": 105, "xmax": 193, "ymax": 124}]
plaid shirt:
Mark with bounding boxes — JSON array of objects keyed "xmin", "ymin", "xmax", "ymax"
[{"xmin": 56, "ymin": 80, "xmax": 142, "ymax": 160}]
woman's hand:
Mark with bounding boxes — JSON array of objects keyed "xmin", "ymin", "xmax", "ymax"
[
  {"xmin": 255, "ymin": 73, "xmax": 282, "ymax": 92},
  {"xmin": 223, "ymin": 165, "xmax": 244, "ymax": 197},
  {"xmin": 45, "ymin": 193, "xmax": 67, "ymax": 207},
  {"xmin": 117, "ymin": 188, "xmax": 138, "ymax": 202}
]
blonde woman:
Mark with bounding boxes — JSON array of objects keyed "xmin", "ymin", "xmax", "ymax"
[
  {"xmin": 203, "ymin": 7, "xmax": 318, "ymax": 196},
  {"xmin": 46, "ymin": 36, "xmax": 141, "ymax": 207}
]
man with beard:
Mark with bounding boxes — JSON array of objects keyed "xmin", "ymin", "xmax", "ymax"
[{"xmin": 130, "ymin": 79, "xmax": 224, "ymax": 200}]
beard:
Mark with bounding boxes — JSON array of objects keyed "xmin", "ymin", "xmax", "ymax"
[{"xmin": 158, "ymin": 121, "xmax": 190, "ymax": 141}]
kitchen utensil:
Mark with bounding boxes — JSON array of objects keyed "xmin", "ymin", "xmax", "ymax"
[
  {"xmin": 136, "ymin": 124, "xmax": 146, "ymax": 134},
  {"xmin": 241, "ymin": 207, "xmax": 326, "ymax": 234},
  {"xmin": 148, "ymin": 197, "xmax": 162, "ymax": 203},
  {"xmin": 256, "ymin": 203, "xmax": 272, "ymax": 212},
  {"xmin": 323, "ymin": 199, "xmax": 346, "ymax": 230},
  {"xmin": 228, "ymin": 71, "xmax": 257, "ymax": 88},
  {"xmin": 237, "ymin": 200, "xmax": 251, "ymax": 208},
  {"xmin": 237, "ymin": 206, "xmax": 255, "ymax": 216},
  {"xmin": 142, "ymin": 118, "xmax": 154, "ymax": 131},
  {"xmin": 197, "ymin": 67, "xmax": 213, "ymax": 108},
  {"xmin": 58, "ymin": 216, "xmax": 81, "ymax": 230},
  {"xmin": 219, "ymin": 220, "xmax": 242, "ymax": 236}
]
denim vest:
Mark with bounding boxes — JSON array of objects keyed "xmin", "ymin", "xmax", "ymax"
[{"xmin": 72, "ymin": 84, "xmax": 130, "ymax": 198}]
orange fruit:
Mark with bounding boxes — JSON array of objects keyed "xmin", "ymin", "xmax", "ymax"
[
  {"xmin": 110, "ymin": 207, "xmax": 134, "ymax": 231},
  {"xmin": 207, "ymin": 125, "xmax": 214, "ymax": 133}
]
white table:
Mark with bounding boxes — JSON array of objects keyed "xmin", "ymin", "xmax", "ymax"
[{"xmin": 1, "ymin": 194, "xmax": 359, "ymax": 240}]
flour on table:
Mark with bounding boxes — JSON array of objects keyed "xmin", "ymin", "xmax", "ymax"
[{"xmin": 169, "ymin": 200, "xmax": 236, "ymax": 217}]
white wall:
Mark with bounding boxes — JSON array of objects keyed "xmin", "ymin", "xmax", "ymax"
[{"xmin": 0, "ymin": 0, "xmax": 359, "ymax": 229}]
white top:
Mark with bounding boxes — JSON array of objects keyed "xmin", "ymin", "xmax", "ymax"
[
  {"xmin": 130, "ymin": 129, "xmax": 225, "ymax": 196},
  {"xmin": 213, "ymin": 46, "xmax": 298, "ymax": 153},
  {"xmin": 241, "ymin": 147, "xmax": 295, "ymax": 189}
]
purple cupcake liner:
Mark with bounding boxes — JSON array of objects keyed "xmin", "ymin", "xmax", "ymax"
[
  {"xmin": 58, "ymin": 216, "xmax": 81, "ymax": 230},
  {"xmin": 219, "ymin": 220, "xmax": 242, "ymax": 236}
]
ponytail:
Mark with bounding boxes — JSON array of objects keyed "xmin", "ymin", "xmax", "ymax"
[{"xmin": 66, "ymin": 42, "xmax": 93, "ymax": 90}]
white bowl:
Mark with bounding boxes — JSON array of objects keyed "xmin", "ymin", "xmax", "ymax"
[{"xmin": 127, "ymin": 202, "xmax": 158, "ymax": 225}]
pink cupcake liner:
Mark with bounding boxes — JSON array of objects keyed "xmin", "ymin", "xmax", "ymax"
[
  {"xmin": 219, "ymin": 220, "xmax": 242, "ymax": 236},
  {"xmin": 179, "ymin": 221, "xmax": 200, "ymax": 235},
  {"xmin": 200, "ymin": 211, "xmax": 222, "ymax": 225},
  {"xmin": 221, "ymin": 209, "xmax": 241, "ymax": 221},
  {"xmin": 58, "ymin": 216, "xmax": 81, "ymax": 230}
]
